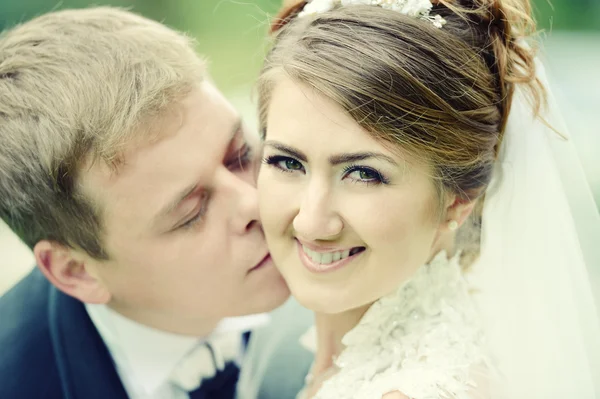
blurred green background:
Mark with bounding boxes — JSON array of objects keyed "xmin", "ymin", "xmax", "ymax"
[
  {"xmin": 0, "ymin": 0, "xmax": 598, "ymax": 94},
  {"xmin": 0, "ymin": 0, "xmax": 598, "ymax": 204},
  {"xmin": 0, "ymin": 0, "xmax": 286, "ymax": 94}
]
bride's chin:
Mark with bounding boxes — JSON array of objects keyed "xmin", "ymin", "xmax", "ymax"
[
  {"xmin": 281, "ymin": 266, "xmax": 365, "ymax": 314},
  {"xmin": 301, "ymin": 301, "xmax": 338, "ymax": 314},
  {"xmin": 290, "ymin": 287, "xmax": 339, "ymax": 314},
  {"xmin": 290, "ymin": 286, "xmax": 354, "ymax": 315}
]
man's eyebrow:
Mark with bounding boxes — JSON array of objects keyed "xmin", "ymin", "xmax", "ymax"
[
  {"xmin": 153, "ymin": 117, "xmax": 242, "ymax": 225},
  {"xmin": 263, "ymin": 141, "xmax": 308, "ymax": 162}
]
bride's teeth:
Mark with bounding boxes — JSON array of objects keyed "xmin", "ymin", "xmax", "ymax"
[
  {"xmin": 308, "ymin": 251, "xmax": 321, "ymax": 264},
  {"xmin": 301, "ymin": 245, "xmax": 358, "ymax": 265},
  {"xmin": 321, "ymin": 252, "xmax": 333, "ymax": 264}
]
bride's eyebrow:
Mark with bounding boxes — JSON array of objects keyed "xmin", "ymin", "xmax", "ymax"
[
  {"xmin": 264, "ymin": 141, "xmax": 307, "ymax": 162},
  {"xmin": 329, "ymin": 152, "xmax": 398, "ymax": 166},
  {"xmin": 264, "ymin": 140, "xmax": 398, "ymax": 167}
]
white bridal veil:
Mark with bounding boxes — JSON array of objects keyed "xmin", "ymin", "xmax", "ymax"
[{"xmin": 472, "ymin": 60, "xmax": 600, "ymax": 399}]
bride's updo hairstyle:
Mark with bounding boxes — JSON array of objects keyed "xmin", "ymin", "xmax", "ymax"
[{"xmin": 258, "ymin": 0, "xmax": 544, "ymax": 256}]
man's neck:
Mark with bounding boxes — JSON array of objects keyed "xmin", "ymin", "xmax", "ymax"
[{"xmin": 107, "ymin": 302, "xmax": 219, "ymax": 337}]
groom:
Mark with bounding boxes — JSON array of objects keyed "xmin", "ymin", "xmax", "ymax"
[{"xmin": 0, "ymin": 7, "xmax": 311, "ymax": 399}]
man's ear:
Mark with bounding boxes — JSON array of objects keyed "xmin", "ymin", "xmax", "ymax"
[
  {"xmin": 441, "ymin": 194, "xmax": 477, "ymax": 232},
  {"xmin": 33, "ymin": 240, "xmax": 111, "ymax": 304}
]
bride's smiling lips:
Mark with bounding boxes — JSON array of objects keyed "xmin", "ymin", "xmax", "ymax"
[{"xmin": 295, "ymin": 239, "xmax": 366, "ymax": 273}]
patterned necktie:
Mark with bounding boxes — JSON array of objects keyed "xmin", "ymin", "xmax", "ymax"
[
  {"xmin": 170, "ymin": 331, "xmax": 246, "ymax": 399},
  {"xmin": 187, "ymin": 361, "xmax": 240, "ymax": 399}
]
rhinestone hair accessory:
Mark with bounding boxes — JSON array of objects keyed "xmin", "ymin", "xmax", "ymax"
[{"xmin": 298, "ymin": 0, "xmax": 447, "ymax": 28}]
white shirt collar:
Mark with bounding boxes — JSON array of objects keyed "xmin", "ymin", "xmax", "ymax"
[{"xmin": 85, "ymin": 303, "xmax": 268, "ymax": 396}]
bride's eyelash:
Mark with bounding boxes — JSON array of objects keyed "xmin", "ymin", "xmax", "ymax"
[
  {"xmin": 262, "ymin": 155, "xmax": 287, "ymax": 165},
  {"xmin": 262, "ymin": 155, "xmax": 304, "ymax": 173},
  {"xmin": 342, "ymin": 164, "xmax": 389, "ymax": 185},
  {"xmin": 262, "ymin": 155, "xmax": 279, "ymax": 165},
  {"xmin": 262, "ymin": 155, "xmax": 388, "ymax": 185}
]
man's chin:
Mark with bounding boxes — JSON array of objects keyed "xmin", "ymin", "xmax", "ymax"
[
  {"xmin": 252, "ymin": 281, "xmax": 291, "ymax": 314},
  {"xmin": 263, "ymin": 284, "xmax": 292, "ymax": 312}
]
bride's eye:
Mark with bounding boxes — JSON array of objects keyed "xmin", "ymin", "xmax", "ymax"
[
  {"xmin": 342, "ymin": 165, "xmax": 388, "ymax": 185},
  {"xmin": 263, "ymin": 155, "xmax": 305, "ymax": 174}
]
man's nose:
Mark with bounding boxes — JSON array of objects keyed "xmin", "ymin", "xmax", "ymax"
[{"xmin": 220, "ymin": 167, "xmax": 260, "ymax": 234}]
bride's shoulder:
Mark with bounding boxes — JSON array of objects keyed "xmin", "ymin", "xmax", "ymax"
[
  {"xmin": 314, "ymin": 253, "xmax": 495, "ymax": 399},
  {"xmin": 382, "ymin": 392, "xmax": 409, "ymax": 399},
  {"xmin": 343, "ymin": 251, "xmax": 484, "ymax": 350}
]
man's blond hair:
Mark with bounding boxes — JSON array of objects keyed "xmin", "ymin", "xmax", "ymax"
[{"xmin": 0, "ymin": 7, "xmax": 205, "ymax": 258}]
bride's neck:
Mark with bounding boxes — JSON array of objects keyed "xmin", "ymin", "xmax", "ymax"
[
  {"xmin": 312, "ymin": 304, "xmax": 371, "ymax": 374},
  {"xmin": 310, "ymin": 234, "xmax": 458, "ymax": 375}
]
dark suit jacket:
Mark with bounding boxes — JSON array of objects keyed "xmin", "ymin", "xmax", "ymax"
[
  {"xmin": 236, "ymin": 298, "xmax": 313, "ymax": 399},
  {"xmin": 0, "ymin": 268, "xmax": 129, "ymax": 399}
]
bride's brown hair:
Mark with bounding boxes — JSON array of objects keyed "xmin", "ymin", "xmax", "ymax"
[{"xmin": 258, "ymin": 0, "xmax": 544, "ymax": 256}]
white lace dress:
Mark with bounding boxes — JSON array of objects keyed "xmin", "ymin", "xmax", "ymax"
[{"xmin": 298, "ymin": 252, "xmax": 496, "ymax": 399}]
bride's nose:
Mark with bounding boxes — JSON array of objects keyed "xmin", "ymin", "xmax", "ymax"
[{"xmin": 292, "ymin": 182, "xmax": 343, "ymax": 241}]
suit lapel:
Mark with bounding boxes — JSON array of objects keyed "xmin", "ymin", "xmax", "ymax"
[{"xmin": 48, "ymin": 287, "xmax": 129, "ymax": 399}]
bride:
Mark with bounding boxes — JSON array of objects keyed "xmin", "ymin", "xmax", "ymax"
[{"xmin": 255, "ymin": 0, "xmax": 600, "ymax": 398}]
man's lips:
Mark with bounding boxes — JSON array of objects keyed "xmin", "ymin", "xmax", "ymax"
[{"xmin": 248, "ymin": 253, "xmax": 271, "ymax": 273}]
